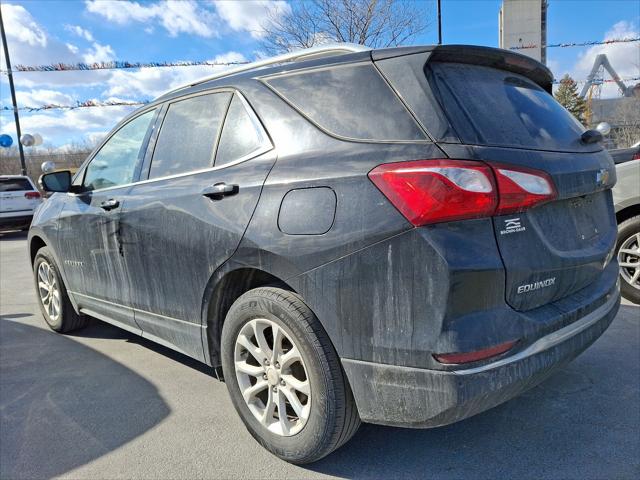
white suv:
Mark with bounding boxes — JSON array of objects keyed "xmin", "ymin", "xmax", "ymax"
[{"xmin": 0, "ymin": 175, "xmax": 42, "ymax": 232}]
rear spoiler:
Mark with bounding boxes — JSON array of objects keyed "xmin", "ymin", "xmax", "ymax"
[{"xmin": 371, "ymin": 45, "xmax": 554, "ymax": 94}]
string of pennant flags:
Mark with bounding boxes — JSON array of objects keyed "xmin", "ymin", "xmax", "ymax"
[
  {"xmin": 5, "ymin": 59, "xmax": 250, "ymax": 73},
  {"xmin": 1, "ymin": 99, "xmax": 151, "ymax": 112},
  {"xmin": 2, "ymin": 73, "xmax": 637, "ymax": 113},
  {"xmin": 510, "ymin": 36, "xmax": 640, "ymax": 50},
  {"xmin": 0, "ymin": 37, "xmax": 637, "ymax": 74},
  {"xmin": 0, "ymin": 35, "xmax": 638, "ymax": 114}
]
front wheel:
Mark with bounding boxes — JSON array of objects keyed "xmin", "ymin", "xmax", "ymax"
[
  {"xmin": 33, "ymin": 246, "xmax": 88, "ymax": 332},
  {"xmin": 221, "ymin": 287, "xmax": 360, "ymax": 464},
  {"xmin": 616, "ymin": 215, "xmax": 640, "ymax": 304}
]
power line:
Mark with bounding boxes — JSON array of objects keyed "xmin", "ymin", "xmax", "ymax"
[
  {"xmin": 512, "ymin": 36, "xmax": 640, "ymax": 50},
  {"xmin": 1, "ymin": 100, "xmax": 149, "ymax": 112},
  {"xmin": 2, "ymin": 76, "xmax": 638, "ymax": 114},
  {"xmin": 2, "ymin": 59, "xmax": 250, "ymax": 73},
  {"xmin": 2, "ymin": 37, "xmax": 638, "ymax": 72}
]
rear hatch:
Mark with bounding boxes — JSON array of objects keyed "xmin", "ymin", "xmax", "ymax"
[
  {"xmin": 0, "ymin": 177, "xmax": 40, "ymax": 214},
  {"xmin": 374, "ymin": 46, "xmax": 617, "ymax": 311}
]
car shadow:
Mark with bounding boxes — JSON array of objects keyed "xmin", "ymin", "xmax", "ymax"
[
  {"xmin": 307, "ymin": 305, "xmax": 640, "ymax": 479},
  {"xmin": 0, "ymin": 318, "xmax": 171, "ymax": 479},
  {"xmin": 70, "ymin": 320, "xmax": 216, "ymax": 377}
]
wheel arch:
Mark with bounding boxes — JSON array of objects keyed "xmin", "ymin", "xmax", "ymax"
[
  {"xmin": 202, "ymin": 266, "xmax": 296, "ymax": 367},
  {"xmin": 29, "ymin": 234, "xmax": 47, "ymax": 266},
  {"xmin": 616, "ymin": 203, "xmax": 640, "ymax": 225}
]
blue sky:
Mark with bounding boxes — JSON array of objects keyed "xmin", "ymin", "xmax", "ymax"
[{"xmin": 1, "ymin": 0, "xmax": 638, "ymax": 149}]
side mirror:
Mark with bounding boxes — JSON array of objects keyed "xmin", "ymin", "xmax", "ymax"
[
  {"xmin": 581, "ymin": 129, "xmax": 603, "ymax": 145},
  {"xmin": 39, "ymin": 170, "xmax": 72, "ymax": 193}
]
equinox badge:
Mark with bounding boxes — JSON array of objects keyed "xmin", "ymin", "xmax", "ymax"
[{"xmin": 517, "ymin": 277, "xmax": 556, "ymax": 294}]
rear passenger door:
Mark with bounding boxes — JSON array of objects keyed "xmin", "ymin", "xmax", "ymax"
[{"xmin": 119, "ymin": 90, "xmax": 275, "ymax": 360}]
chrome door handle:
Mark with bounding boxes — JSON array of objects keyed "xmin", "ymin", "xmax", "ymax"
[
  {"xmin": 99, "ymin": 198, "xmax": 120, "ymax": 211},
  {"xmin": 202, "ymin": 183, "xmax": 239, "ymax": 200}
]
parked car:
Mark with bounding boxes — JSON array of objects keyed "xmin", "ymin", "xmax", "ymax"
[
  {"xmin": 611, "ymin": 144, "xmax": 640, "ymax": 303},
  {"xmin": 29, "ymin": 44, "xmax": 621, "ymax": 464},
  {"xmin": 0, "ymin": 175, "xmax": 42, "ymax": 232}
]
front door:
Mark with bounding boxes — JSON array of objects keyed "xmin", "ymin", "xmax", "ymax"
[
  {"xmin": 120, "ymin": 91, "xmax": 275, "ymax": 359},
  {"xmin": 57, "ymin": 108, "xmax": 158, "ymax": 332}
]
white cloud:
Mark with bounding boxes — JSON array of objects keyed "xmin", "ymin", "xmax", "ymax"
[
  {"xmin": 64, "ymin": 24, "xmax": 95, "ymax": 42},
  {"xmin": 66, "ymin": 43, "xmax": 79, "ymax": 54},
  {"xmin": 1, "ymin": 4, "xmax": 47, "ymax": 47},
  {"xmin": 104, "ymin": 51, "xmax": 247, "ymax": 98},
  {"xmin": 85, "ymin": 0, "xmax": 217, "ymax": 37},
  {"xmin": 83, "ymin": 43, "xmax": 116, "ymax": 63},
  {"xmin": 0, "ymin": 4, "xmax": 114, "ymax": 87},
  {"xmin": 212, "ymin": 0, "xmax": 290, "ymax": 39},
  {"xmin": 571, "ymin": 20, "xmax": 640, "ymax": 98},
  {"xmin": 15, "ymin": 89, "xmax": 75, "ymax": 106},
  {"xmin": 85, "ymin": 0, "xmax": 156, "ymax": 24},
  {"xmin": 2, "ymin": 104, "xmax": 138, "ymax": 146}
]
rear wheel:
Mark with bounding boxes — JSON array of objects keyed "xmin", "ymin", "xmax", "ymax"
[
  {"xmin": 221, "ymin": 287, "xmax": 360, "ymax": 464},
  {"xmin": 616, "ymin": 215, "xmax": 640, "ymax": 304},
  {"xmin": 33, "ymin": 246, "xmax": 88, "ymax": 332}
]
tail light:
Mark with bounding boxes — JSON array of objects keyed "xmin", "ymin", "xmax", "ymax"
[
  {"xmin": 633, "ymin": 151, "xmax": 640, "ymax": 160},
  {"xmin": 493, "ymin": 165, "xmax": 556, "ymax": 215},
  {"xmin": 24, "ymin": 191, "xmax": 41, "ymax": 200},
  {"xmin": 368, "ymin": 159, "xmax": 557, "ymax": 226}
]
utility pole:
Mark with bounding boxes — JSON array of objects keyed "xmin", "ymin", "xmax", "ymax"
[
  {"xmin": 0, "ymin": 7, "xmax": 27, "ymax": 176},
  {"xmin": 437, "ymin": 0, "xmax": 442, "ymax": 45}
]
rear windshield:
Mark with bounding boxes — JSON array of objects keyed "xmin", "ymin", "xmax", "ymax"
[
  {"xmin": 0, "ymin": 178, "xmax": 33, "ymax": 192},
  {"xmin": 426, "ymin": 62, "xmax": 587, "ymax": 150}
]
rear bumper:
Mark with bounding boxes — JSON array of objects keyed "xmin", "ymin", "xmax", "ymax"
[
  {"xmin": 342, "ymin": 286, "xmax": 620, "ymax": 428},
  {"xmin": 0, "ymin": 214, "xmax": 33, "ymax": 230}
]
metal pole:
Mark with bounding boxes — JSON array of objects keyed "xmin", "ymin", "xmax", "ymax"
[
  {"xmin": 0, "ymin": 7, "xmax": 27, "ymax": 176},
  {"xmin": 437, "ymin": 0, "xmax": 442, "ymax": 45}
]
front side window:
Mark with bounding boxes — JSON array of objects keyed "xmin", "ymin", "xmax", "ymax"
[
  {"xmin": 149, "ymin": 92, "xmax": 232, "ymax": 179},
  {"xmin": 215, "ymin": 94, "xmax": 268, "ymax": 166},
  {"xmin": 83, "ymin": 109, "xmax": 156, "ymax": 191}
]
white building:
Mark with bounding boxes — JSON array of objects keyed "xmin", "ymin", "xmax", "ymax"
[{"xmin": 499, "ymin": 0, "xmax": 547, "ymax": 64}]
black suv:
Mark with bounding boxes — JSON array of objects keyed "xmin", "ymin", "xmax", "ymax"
[{"xmin": 31, "ymin": 44, "xmax": 620, "ymax": 464}]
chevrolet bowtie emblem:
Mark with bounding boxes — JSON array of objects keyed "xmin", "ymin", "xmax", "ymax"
[{"xmin": 596, "ymin": 168, "xmax": 610, "ymax": 186}]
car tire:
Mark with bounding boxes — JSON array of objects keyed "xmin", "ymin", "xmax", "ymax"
[
  {"xmin": 616, "ymin": 215, "xmax": 640, "ymax": 304},
  {"xmin": 33, "ymin": 246, "xmax": 88, "ymax": 332},
  {"xmin": 221, "ymin": 287, "xmax": 360, "ymax": 464}
]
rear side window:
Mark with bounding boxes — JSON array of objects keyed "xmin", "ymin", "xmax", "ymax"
[
  {"xmin": 426, "ymin": 62, "xmax": 586, "ymax": 150},
  {"xmin": 215, "ymin": 94, "xmax": 268, "ymax": 166},
  {"xmin": 0, "ymin": 178, "xmax": 33, "ymax": 191},
  {"xmin": 263, "ymin": 63, "xmax": 426, "ymax": 142},
  {"xmin": 150, "ymin": 92, "xmax": 232, "ymax": 179}
]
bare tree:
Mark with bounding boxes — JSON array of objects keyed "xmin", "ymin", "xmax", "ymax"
[
  {"xmin": 610, "ymin": 97, "xmax": 640, "ymax": 149},
  {"xmin": 260, "ymin": 0, "xmax": 431, "ymax": 54}
]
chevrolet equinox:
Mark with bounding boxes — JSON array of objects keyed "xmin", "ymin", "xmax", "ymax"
[{"xmin": 30, "ymin": 44, "xmax": 621, "ymax": 464}]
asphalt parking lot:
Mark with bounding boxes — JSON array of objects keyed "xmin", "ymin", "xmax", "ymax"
[{"xmin": 1, "ymin": 230, "xmax": 638, "ymax": 480}]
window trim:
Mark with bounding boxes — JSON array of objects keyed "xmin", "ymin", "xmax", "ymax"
[
  {"xmin": 214, "ymin": 92, "xmax": 272, "ymax": 168},
  {"xmin": 141, "ymin": 88, "xmax": 273, "ymax": 184},
  {"xmin": 260, "ymin": 61, "xmax": 430, "ymax": 144},
  {"xmin": 69, "ymin": 89, "xmax": 272, "ymax": 195}
]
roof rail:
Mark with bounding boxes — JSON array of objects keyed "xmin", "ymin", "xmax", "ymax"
[{"xmin": 163, "ymin": 43, "xmax": 371, "ymax": 96}]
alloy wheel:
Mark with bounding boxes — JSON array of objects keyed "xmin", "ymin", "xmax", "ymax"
[
  {"xmin": 37, "ymin": 261, "xmax": 61, "ymax": 322},
  {"xmin": 234, "ymin": 318, "xmax": 311, "ymax": 436},
  {"xmin": 618, "ymin": 232, "xmax": 640, "ymax": 291}
]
